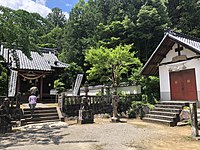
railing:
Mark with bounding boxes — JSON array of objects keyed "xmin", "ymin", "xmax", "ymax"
[{"xmin": 60, "ymin": 95, "xmax": 112, "ymax": 117}]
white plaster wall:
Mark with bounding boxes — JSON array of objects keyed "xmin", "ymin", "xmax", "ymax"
[
  {"xmin": 161, "ymin": 44, "xmax": 196, "ymax": 63},
  {"xmin": 159, "ymin": 43, "xmax": 200, "ymax": 101}
]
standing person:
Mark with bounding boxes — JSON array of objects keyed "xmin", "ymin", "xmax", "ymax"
[{"xmin": 28, "ymin": 94, "xmax": 37, "ymax": 118}]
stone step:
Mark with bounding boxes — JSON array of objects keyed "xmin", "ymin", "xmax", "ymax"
[
  {"xmin": 23, "ymin": 107, "xmax": 57, "ymax": 111},
  {"xmin": 154, "ymin": 107, "xmax": 181, "ymax": 113},
  {"xmin": 22, "ymin": 119, "xmax": 60, "ymax": 125},
  {"xmin": 145, "ymin": 114, "xmax": 176, "ymax": 121},
  {"xmin": 157, "ymin": 101, "xmax": 189, "ymax": 106},
  {"xmin": 24, "ymin": 112, "xmax": 58, "ymax": 118},
  {"xmin": 143, "ymin": 117, "xmax": 176, "ymax": 127},
  {"xmin": 23, "ymin": 115, "xmax": 59, "ymax": 122},
  {"xmin": 149, "ymin": 111, "xmax": 178, "ymax": 117},
  {"xmin": 155, "ymin": 104, "xmax": 183, "ymax": 109},
  {"xmin": 21, "ymin": 106, "xmax": 60, "ymax": 125},
  {"xmin": 23, "ymin": 108, "xmax": 57, "ymax": 114}
]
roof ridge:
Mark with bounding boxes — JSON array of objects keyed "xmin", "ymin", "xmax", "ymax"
[{"xmin": 168, "ymin": 30, "xmax": 200, "ymax": 42}]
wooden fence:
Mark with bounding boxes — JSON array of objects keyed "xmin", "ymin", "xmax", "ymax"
[{"xmin": 60, "ymin": 95, "xmax": 113, "ymax": 117}]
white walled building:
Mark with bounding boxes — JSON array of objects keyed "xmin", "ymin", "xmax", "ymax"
[{"xmin": 141, "ymin": 30, "xmax": 200, "ymax": 104}]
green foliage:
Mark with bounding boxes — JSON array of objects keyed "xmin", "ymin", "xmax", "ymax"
[
  {"xmin": 117, "ymin": 92, "xmax": 141, "ymax": 113},
  {"xmin": 47, "ymin": 7, "xmax": 66, "ymax": 28},
  {"xmin": 135, "ymin": 0, "xmax": 170, "ymax": 62},
  {"xmin": 54, "ymin": 79, "xmax": 65, "ymax": 93},
  {"xmin": 58, "ymin": 63, "xmax": 84, "ymax": 90},
  {"xmin": 0, "ymin": 64, "xmax": 7, "ymax": 96},
  {"xmin": 97, "ymin": 16, "xmax": 135, "ymax": 48},
  {"xmin": 39, "ymin": 26, "xmax": 64, "ymax": 51},
  {"xmin": 128, "ymin": 101, "xmax": 154, "ymax": 119},
  {"xmin": 141, "ymin": 76, "xmax": 160, "ymax": 104},
  {"xmin": 85, "ymin": 44, "xmax": 142, "ymax": 87},
  {"xmin": 0, "ymin": 6, "xmax": 50, "ymax": 57}
]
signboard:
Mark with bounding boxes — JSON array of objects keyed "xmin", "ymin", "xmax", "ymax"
[
  {"xmin": 50, "ymin": 89, "xmax": 57, "ymax": 95},
  {"xmin": 73, "ymin": 74, "xmax": 83, "ymax": 96}
]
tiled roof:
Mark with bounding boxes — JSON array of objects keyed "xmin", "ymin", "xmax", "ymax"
[
  {"xmin": 140, "ymin": 30, "xmax": 200, "ymax": 76},
  {"xmin": 168, "ymin": 31, "xmax": 200, "ymax": 53},
  {"xmin": 0, "ymin": 47, "xmax": 68, "ymax": 71}
]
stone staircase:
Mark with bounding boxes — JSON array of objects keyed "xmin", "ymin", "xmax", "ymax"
[
  {"xmin": 143, "ymin": 101, "xmax": 189, "ymax": 127},
  {"xmin": 21, "ymin": 103, "xmax": 64, "ymax": 125}
]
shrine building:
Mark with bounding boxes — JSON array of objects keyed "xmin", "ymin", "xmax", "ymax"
[
  {"xmin": 141, "ymin": 30, "xmax": 200, "ymax": 105},
  {"xmin": 0, "ymin": 46, "xmax": 68, "ymax": 103}
]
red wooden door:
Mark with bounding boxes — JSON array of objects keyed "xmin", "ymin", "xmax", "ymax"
[{"xmin": 170, "ymin": 69, "xmax": 197, "ymax": 101}]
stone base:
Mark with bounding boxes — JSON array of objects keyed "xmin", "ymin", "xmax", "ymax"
[
  {"xmin": 77, "ymin": 109, "xmax": 94, "ymax": 124},
  {"xmin": 111, "ymin": 117, "xmax": 120, "ymax": 123}
]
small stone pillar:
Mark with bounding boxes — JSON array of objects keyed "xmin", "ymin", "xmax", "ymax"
[
  {"xmin": 111, "ymin": 94, "xmax": 120, "ymax": 122},
  {"xmin": 77, "ymin": 82, "xmax": 94, "ymax": 124},
  {"xmin": 189, "ymin": 102, "xmax": 199, "ymax": 138},
  {"xmin": 77, "ymin": 97, "xmax": 94, "ymax": 124}
]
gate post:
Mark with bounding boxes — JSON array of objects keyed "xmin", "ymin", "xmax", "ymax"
[{"xmin": 189, "ymin": 102, "xmax": 199, "ymax": 138}]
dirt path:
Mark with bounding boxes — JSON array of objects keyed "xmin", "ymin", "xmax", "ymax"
[{"xmin": 0, "ymin": 118, "xmax": 199, "ymax": 150}]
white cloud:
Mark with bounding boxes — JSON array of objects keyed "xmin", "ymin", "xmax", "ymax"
[
  {"xmin": 36, "ymin": 0, "xmax": 47, "ymax": 6},
  {"xmin": 66, "ymin": 3, "xmax": 72, "ymax": 7},
  {"xmin": 63, "ymin": 12, "xmax": 69, "ymax": 20},
  {"xmin": 0, "ymin": 0, "xmax": 51, "ymax": 17}
]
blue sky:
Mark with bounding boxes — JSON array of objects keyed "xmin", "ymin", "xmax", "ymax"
[
  {"xmin": 0, "ymin": 0, "xmax": 81, "ymax": 19},
  {"xmin": 45, "ymin": 0, "xmax": 78, "ymax": 13}
]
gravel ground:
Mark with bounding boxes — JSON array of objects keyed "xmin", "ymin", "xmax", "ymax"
[{"xmin": 0, "ymin": 118, "xmax": 199, "ymax": 150}]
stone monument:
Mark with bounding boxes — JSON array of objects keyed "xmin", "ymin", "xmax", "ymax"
[
  {"xmin": 77, "ymin": 82, "xmax": 94, "ymax": 124},
  {"xmin": 111, "ymin": 93, "xmax": 120, "ymax": 122}
]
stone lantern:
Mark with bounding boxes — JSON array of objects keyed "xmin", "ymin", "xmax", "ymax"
[{"xmin": 77, "ymin": 81, "xmax": 94, "ymax": 124}]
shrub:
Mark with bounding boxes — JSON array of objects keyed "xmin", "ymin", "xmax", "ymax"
[{"xmin": 128, "ymin": 101, "xmax": 154, "ymax": 119}]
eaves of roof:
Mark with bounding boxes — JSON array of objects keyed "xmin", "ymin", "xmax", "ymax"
[{"xmin": 140, "ymin": 31, "xmax": 200, "ymax": 76}]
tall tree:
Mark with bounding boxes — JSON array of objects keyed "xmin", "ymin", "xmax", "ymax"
[
  {"xmin": 136, "ymin": 0, "xmax": 170, "ymax": 62},
  {"xmin": 0, "ymin": 6, "xmax": 50, "ymax": 57},
  {"xmin": 61, "ymin": 0, "xmax": 99, "ymax": 68},
  {"xmin": 39, "ymin": 26, "xmax": 64, "ymax": 51},
  {"xmin": 47, "ymin": 7, "xmax": 66, "ymax": 28},
  {"xmin": 96, "ymin": 16, "xmax": 135, "ymax": 48}
]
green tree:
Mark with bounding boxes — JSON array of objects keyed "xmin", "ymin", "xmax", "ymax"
[
  {"xmin": 39, "ymin": 26, "xmax": 64, "ymax": 51},
  {"xmin": 0, "ymin": 64, "xmax": 7, "ymax": 96},
  {"xmin": 85, "ymin": 44, "xmax": 142, "ymax": 89},
  {"xmin": 97, "ymin": 16, "xmax": 135, "ymax": 48},
  {"xmin": 58, "ymin": 63, "xmax": 84, "ymax": 90},
  {"xmin": 47, "ymin": 7, "xmax": 66, "ymax": 28},
  {"xmin": 0, "ymin": 6, "xmax": 50, "ymax": 57},
  {"xmin": 61, "ymin": 0, "xmax": 99, "ymax": 68},
  {"xmin": 136, "ymin": 1, "xmax": 169, "ymax": 62}
]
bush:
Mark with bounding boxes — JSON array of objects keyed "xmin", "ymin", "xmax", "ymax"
[
  {"xmin": 128, "ymin": 101, "xmax": 154, "ymax": 119},
  {"xmin": 117, "ymin": 93, "xmax": 141, "ymax": 114}
]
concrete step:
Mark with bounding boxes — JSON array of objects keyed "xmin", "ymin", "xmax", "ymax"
[
  {"xmin": 150, "ymin": 111, "xmax": 178, "ymax": 117},
  {"xmin": 23, "ymin": 108, "xmax": 57, "ymax": 114},
  {"xmin": 21, "ymin": 106, "xmax": 60, "ymax": 125},
  {"xmin": 23, "ymin": 109, "xmax": 57, "ymax": 114},
  {"xmin": 157, "ymin": 101, "xmax": 189, "ymax": 106},
  {"xmin": 145, "ymin": 114, "xmax": 176, "ymax": 121},
  {"xmin": 154, "ymin": 107, "xmax": 181, "ymax": 113},
  {"xmin": 22, "ymin": 119, "xmax": 60, "ymax": 125},
  {"xmin": 24, "ymin": 112, "xmax": 58, "ymax": 118},
  {"xmin": 23, "ymin": 115, "xmax": 59, "ymax": 122},
  {"xmin": 155, "ymin": 104, "xmax": 183, "ymax": 109},
  {"xmin": 143, "ymin": 117, "xmax": 176, "ymax": 127}
]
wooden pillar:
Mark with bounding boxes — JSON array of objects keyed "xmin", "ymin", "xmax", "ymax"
[
  {"xmin": 16, "ymin": 75, "xmax": 20, "ymax": 93},
  {"xmin": 40, "ymin": 77, "xmax": 43, "ymax": 102},
  {"xmin": 189, "ymin": 102, "xmax": 199, "ymax": 137}
]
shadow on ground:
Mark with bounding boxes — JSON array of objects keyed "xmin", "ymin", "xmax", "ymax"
[{"xmin": 0, "ymin": 122, "xmax": 69, "ymax": 149}]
